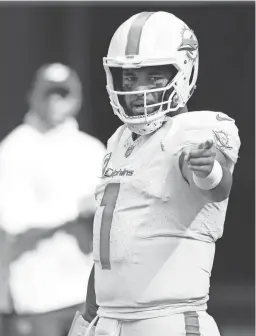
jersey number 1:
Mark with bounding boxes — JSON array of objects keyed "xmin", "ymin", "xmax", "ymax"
[{"xmin": 100, "ymin": 183, "xmax": 120, "ymax": 269}]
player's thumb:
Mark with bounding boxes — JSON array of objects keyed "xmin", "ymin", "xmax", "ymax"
[{"xmin": 198, "ymin": 139, "xmax": 214, "ymax": 150}]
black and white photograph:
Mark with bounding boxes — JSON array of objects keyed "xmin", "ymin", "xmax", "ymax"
[{"xmin": 0, "ymin": 1, "xmax": 254, "ymax": 336}]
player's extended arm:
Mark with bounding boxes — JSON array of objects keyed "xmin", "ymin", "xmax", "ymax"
[{"xmin": 180, "ymin": 140, "xmax": 233, "ymax": 203}]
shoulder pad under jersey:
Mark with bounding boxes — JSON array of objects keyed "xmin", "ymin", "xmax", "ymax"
[
  {"xmin": 106, "ymin": 124, "xmax": 127, "ymax": 153},
  {"xmin": 165, "ymin": 111, "xmax": 241, "ymax": 164}
]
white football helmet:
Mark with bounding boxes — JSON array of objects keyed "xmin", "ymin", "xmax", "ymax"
[{"xmin": 103, "ymin": 11, "xmax": 199, "ymax": 135}]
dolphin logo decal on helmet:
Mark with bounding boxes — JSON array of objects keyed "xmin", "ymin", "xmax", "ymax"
[{"xmin": 178, "ymin": 28, "xmax": 198, "ymax": 60}]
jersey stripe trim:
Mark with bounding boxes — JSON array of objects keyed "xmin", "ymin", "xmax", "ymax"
[
  {"xmin": 125, "ymin": 12, "xmax": 154, "ymax": 56},
  {"xmin": 100, "ymin": 183, "xmax": 121, "ymax": 269},
  {"xmin": 184, "ymin": 311, "xmax": 201, "ymax": 335}
]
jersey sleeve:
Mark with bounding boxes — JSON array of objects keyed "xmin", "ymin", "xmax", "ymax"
[{"xmin": 170, "ymin": 111, "xmax": 241, "ymax": 167}]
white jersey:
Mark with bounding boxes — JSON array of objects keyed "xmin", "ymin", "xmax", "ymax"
[{"xmin": 93, "ymin": 111, "xmax": 240, "ymax": 319}]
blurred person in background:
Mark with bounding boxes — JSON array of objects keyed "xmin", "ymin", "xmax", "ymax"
[{"xmin": 0, "ymin": 63, "xmax": 106, "ymax": 336}]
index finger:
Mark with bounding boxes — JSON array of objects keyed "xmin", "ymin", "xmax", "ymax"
[
  {"xmin": 189, "ymin": 148, "xmax": 215, "ymax": 158},
  {"xmin": 198, "ymin": 139, "xmax": 214, "ymax": 150}
]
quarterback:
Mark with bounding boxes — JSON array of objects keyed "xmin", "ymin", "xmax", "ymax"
[{"xmin": 68, "ymin": 11, "xmax": 240, "ymax": 336}]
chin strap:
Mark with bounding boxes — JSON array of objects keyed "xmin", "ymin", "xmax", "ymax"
[{"xmin": 127, "ymin": 115, "xmax": 165, "ymax": 136}]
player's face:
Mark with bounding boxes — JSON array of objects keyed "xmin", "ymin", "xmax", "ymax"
[{"xmin": 122, "ymin": 66, "xmax": 175, "ymax": 116}]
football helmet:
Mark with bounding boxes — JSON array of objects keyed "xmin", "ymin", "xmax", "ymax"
[{"xmin": 103, "ymin": 11, "xmax": 199, "ymax": 135}]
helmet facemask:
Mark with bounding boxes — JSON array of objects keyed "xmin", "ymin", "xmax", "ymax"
[{"xmin": 104, "ymin": 63, "xmax": 187, "ymax": 134}]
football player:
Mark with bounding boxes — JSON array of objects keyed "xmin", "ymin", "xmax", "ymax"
[{"xmin": 68, "ymin": 11, "xmax": 241, "ymax": 336}]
